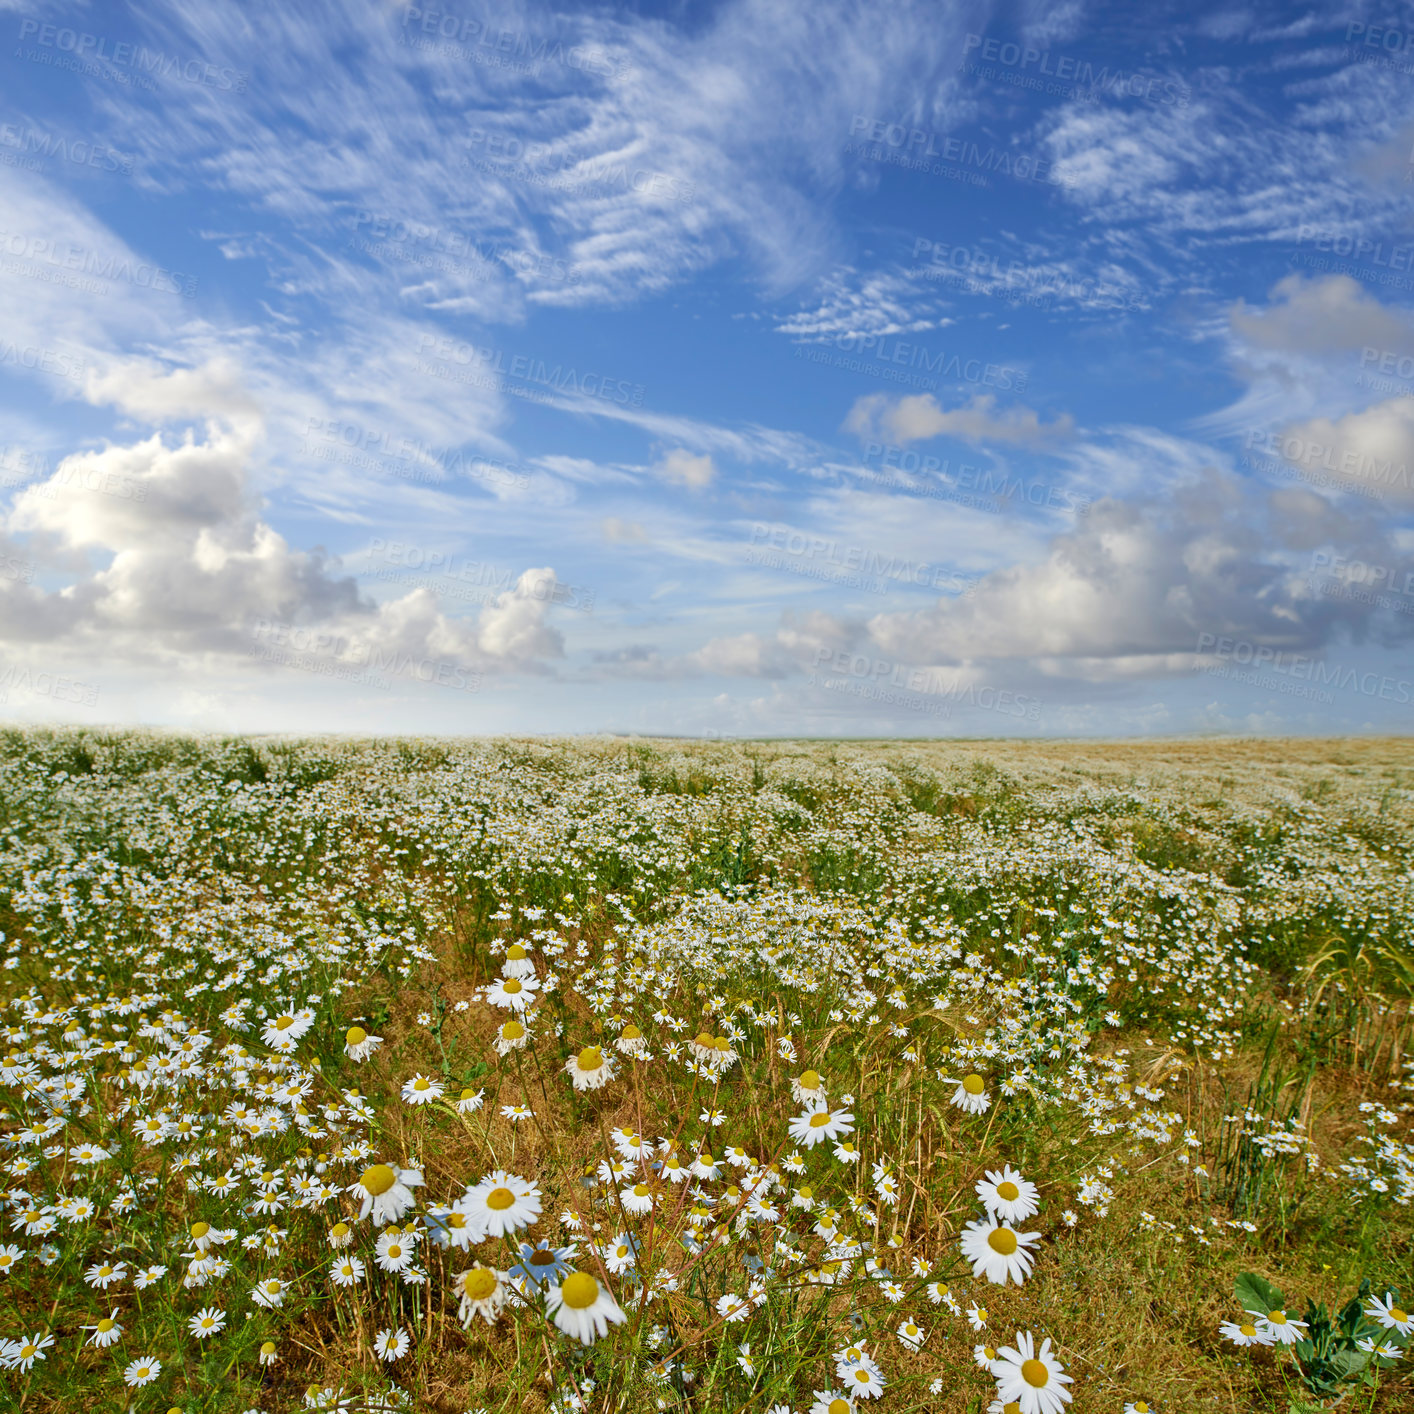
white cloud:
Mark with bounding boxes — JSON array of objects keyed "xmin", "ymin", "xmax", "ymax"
[
  {"xmin": 655, "ymin": 448, "xmax": 717, "ymax": 489},
  {"xmin": 844, "ymin": 392, "xmax": 1075, "ymax": 447},
  {"xmin": 1278, "ymin": 397, "xmax": 1414, "ymax": 505},
  {"xmin": 1230, "ymin": 274, "xmax": 1414, "ymax": 357}
]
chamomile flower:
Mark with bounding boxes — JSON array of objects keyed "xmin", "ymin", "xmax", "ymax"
[
  {"xmin": 565, "ymin": 1044, "xmax": 616, "ymax": 1091},
  {"xmin": 789, "ymin": 1107, "xmax": 854, "ymax": 1149},
  {"xmin": 459, "ymin": 1170, "xmax": 542, "ymax": 1238},
  {"xmin": 546, "ymin": 1270, "xmax": 627, "ymax": 1344},
  {"xmin": 84, "ymin": 1310, "xmax": 123, "ymax": 1347},
  {"xmin": 976, "ymin": 1165, "xmax": 1040, "ymax": 1224},
  {"xmin": 960, "ymin": 1219, "xmax": 1040, "ymax": 1285},
  {"xmin": 375, "ymin": 1229, "xmax": 415, "ymax": 1273},
  {"xmin": 951, "ymin": 1074, "xmax": 992, "ymax": 1114},
  {"xmin": 1364, "ymin": 1292, "xmax": 1414, "ymax": 1336},
  {"xmin": 620, "ymin": 1181, "xmax": 656, "ymax": 1215},
  {"xmin": 85, "ymin": 1259, "xmax": 127, "ymax": 1289},
  {"xmin": 343, "ymin": 1026, "xmax": 382, "ymax": 1062},
  {"xmin": 348, "ymin": 1163, "xmax": 424, "ymax": 1225},
  {"xmin": 1218, "ymin": 1318, "xmax": 1271, "ymax": 1346},
  {"xmin": 374, "ymin": 1327, "xmax": 410, "ymax": 1362},
  {"xmin": 897, "ymin": 1319, "xmax": 926, "ymax": 1350},
  {"xmin": 261, "ymin": 1010, "xmax": 314, "ymax": 1050},
  {"xmin": 842, "ymin": 1365, "xmax": 884, "ymax": 1400},
  {"xmin": 967, "ymin": 1304, "xmax": 989, "ymax": 1330},
  {"xmin": 0, "ymin": 1245, "xmax": 23, "ymax": 1276},
  {"xmin": 494, "ymin": 1018, "xmax": 529, "ymax": 1055},
  {"xmin": 1124, "ymin": 1402, "xmax": 1154, "ymax": 1413},
  {"xmin": 330, "ymin": 1255, "xmax": 365, "ymax": 1287},
  {"xmin": 457, "ymin": 1086, "xmax": 486, "ymax": 1113},
  {"xmin": 484, "ymin": 975, "xmax": 539, "ymax": 1012},
  {"xmin": 457, "ymin": 1266, "xmax": 509, "ymax": 1326},
  {"xmin": 400, "ymin": 1073, "xmax": 444, "ymax": 1106},
  {"xmin": 791, "ymin": 1068, "xmax": 828, "ymax": 1106},
  {"xmin": 510, "ymin": 1241, "xmax": 577, "ymax": 1286},
  {"xmin": 251, "ymin": 1276, "xmax": 288, "ymax": 1309},
  {"xmin": 992, "ymin": 1331, "xmax": 1073, "ymax": 1414},
  {"xmin": 501, "ymin": 942, "xmax": 536, "ymax": 977},
  {"xmin": 717, "ymin": 1292, "xmax": 751, "ymax": 1322},
  {"xmin": 188, "ymin": 1307, "xmax": 226, "ymax": 1338},
  {"xmin": 1251, "ymin": 1308, "xmax": 1308, "ymax": 1345},
  {"xmin": 809, "ymin": 1392, "xmax": 856, "ymax": 1414},
  {"xmin": 123, "ymin": 1355, "xmax": 162, "ymax": 1387},
  {"xmin": 615, "ymin": 1023, "xmax": 649, "ymax": 1056}
]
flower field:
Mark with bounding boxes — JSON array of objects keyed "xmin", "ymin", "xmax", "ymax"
[{"xmin": 0, "ymin": 728, "xmax": 1410, "ymax": 1413}]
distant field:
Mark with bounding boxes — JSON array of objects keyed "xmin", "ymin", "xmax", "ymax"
[{"xmin": 0, "ymin": 729, "xmax": 1410, "ymax": 1412}]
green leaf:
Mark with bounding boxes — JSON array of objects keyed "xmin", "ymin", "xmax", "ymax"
[{"xmin": 1236, "ymin": 1271, "xmax": 1286, "ymax": 1316}]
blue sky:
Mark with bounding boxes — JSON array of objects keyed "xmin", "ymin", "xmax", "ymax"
[{"xmin": 2, "ymin": 0, "xmax": 1414, "ymax": 737}]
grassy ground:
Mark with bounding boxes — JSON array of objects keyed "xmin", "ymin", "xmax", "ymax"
[{"xmin": 0, "ymin": 729, "xmax": 1409, "ymax": 1413}]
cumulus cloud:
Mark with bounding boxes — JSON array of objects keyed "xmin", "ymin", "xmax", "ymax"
[
  {"xmin": 1277, "ymin": 397, "xmax": 1414, "ymax": 505},
  {"xmin": 1230, "ymin": 274, "xmax": 1414, "ymax": 357},
  {"xmin": 1, "ymin": 359, "xmax": 567, "ymax": 675},
  {"xmin": 655, "ymin": 448, "xmax": 717, "ymax": 488},
  {"xmin": 844, "ymin": 392, "xmax": 1075, "ymax": 447}
]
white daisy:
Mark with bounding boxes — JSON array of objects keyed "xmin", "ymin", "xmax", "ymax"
[
  {"xmin": 374, "ymin": 1327, "xmax": 410, "ymax": 1362},
  {"xmin": 483, "ymin": 975, "xmax": 540, "ymax": 1012},
  {"xmin": 84, "ymin": 1310, "xmax": 123, "ymax": 1347},
  {"xmin": 788, "ymin": 1107, "xmax": 855, "ymax": 1149},
  {"xmin": 546, "ymin": 1270, "xmax": 627, "ymax": 1344},
  {"xmin": 348, "ymin": 1163, "xmax": 424, "ymax": 1225},
  {"xmin": 960, "ymin": 1219, "xmax": 1040, "ymax": 1285},
  {"xmin": 951, "ymin": 1073, "xmax": 991, "ymax": 1114},
  {"xmin": 975, "ymin": 1165, "xmax": 1040, "ymax": 1224},
  {"xmin": 1364, "ymin": 1292, "xmax": 1414, "ymax": 1336},
  {"xmin": 458, "ymin": 1170, "xmax": 542, "ymax": 1238},
  {"xmin": 188, "ymin": 1306, "xmax": 226, "ymax": 1338},
  {"xmin": 992, "ymin": 1331, "xmax": 1073, "ymax": 1414},
  {"xmin": 400, "ymin": 1073, "xmax": 445, "ymax": 1106},
  {"xmin": 565, "ymin": 1044, "xmax": 616, "ymax": 1091},
  {"xmin": 456, "ymin": 1266, "xmax": 509, "ymax": 1326}
]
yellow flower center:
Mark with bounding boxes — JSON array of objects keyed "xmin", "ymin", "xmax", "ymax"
[
  {"xmin": 809, "ymin": 1112, "xmax": 831, "ymax": 1128},
  {"xmin": 447, "ymin": 1213, "xmax": 467, "ymax": 1229},
  {"xmin": 829, "ymin": 1401, "xmax": 851, "ymax": 1414},
  {"xmin": 963, "ymin": 1074, "xmax": 985, "ymax": 1094},
  {"xmin": 262, "ymin": 1171, "xmax": 274, "ymax": 1183},
  {"xmin": 714, "ymin": 1036, "xmax": 731, "ymax": 1051},
  {"xmin": 360, "ymin": 1164, "xmax": 397, "ymax": 1196},
  {"xmin": 621, "ymin": 1024, "xmax": 642, "ymax": 1040},
  {"xmin": 799, "ymin": 1069, "xmax": 820, "ymax": 1089},
  {"xmin": 191, "ymin": 1221, "xmax": 210, "ymax": 1239},
  {"xmin": 507, "ymin": 944, "xmax": 527, "ymax": 959},
  {"xmin": 345, "ymin": 1026, "xmax": 367, "ymax": 1046},
  {"xmin": 1022, "ymin": 1359, "xmax": 1050, "ymax": 1387},
  {"xmin": 1390, "ymin": 1307, "xmax": 1409, "ymax": 1323},
  {"xmin": 261, "ymin": 1341, "xmax": 276, "ymax": 1356},
  {"xmin": 987, "ymin": 1228, "xmax": 1018, "ymax": 1255},
  {"xmin": 694, "ymin": 1031, "xmax": 714, "ymax": 1049},
  {"xmin": 1268, "ymin": 1310, "xmax": 1286, "ymax": 1325},
  {"xmin": 464, "ymin": 1267, "xmax": 497, "ymax": 1300},
  {"xmin": 264, "ymin": 1280, "xmax": 281, "ymax": 1294},
  {"xmin": 99, "ymin": 1265, "xmax": 113, "ymax": 1276},
  {"xmin": 1005, "ymin": 1404, "xmax": 1022, "ymax": 1414},
  {"xmin": 1134, "ymin": 1404, "xmax": 1150, "ymax": 1413},
  {"xmin": 502, "ymin": 978, "xmax": 522, "ymax": 994},
  {"xmin": 577, "ymin": 1046, "xmax": 603, "ymax": 1071},
  {"xmin": 387, "ymin": 1244, "xmax": 402, "ymax": 1259},
  {"xmin": 414, "ymin": 1078, "xmax": 430, "ymax": 1091},
  {"xmin": 201, "ymin": 1318, "xmax": 215, "ymax": 1329},
  {"xmin": 1239, "ymin": 1323, "xmax": 1256, "ymax": 1337},
  {"xmin": 853, "ymin": 1369, "xmax": 870, "ymax": 1384},
  {"xmin": 501, "ymin": 1020, "xmax": 525, "ymax": 1040},
  {"xmin": 485, "ymin": 1186, "xmax": 515, "ymax": 1211},
  {"xmin": 561, "ymin": 1271, "xmax": 599, "ymax": 1309},
  {"xmin": 97, "ymin": 1319, "xmax": 115, "ymax": 1333},
  {"xmin": 984, "ymin": 1345, "xmax": 997, "ymax": 1359},
  {"xmin": 905, "ymin": 1324, "xmax": 918, "ymax": 1335},
  {"xmin": 997, "ymin": 1181, "xmax": 1020, "ymax": 1201},
  {"xmin": 20, "ymin": 1344, "xmax": 35, "ymax": 1358},
  {"xmin": 274, "ymin": 1015, "xmax": 295, "ymax": 1030},
  {"xmin": 633, "ymin": 1183, "xmax": 651, "ymax": 1198},
  {"xmin": 332, "ymin": 1222, "xmax": 349, "ymax": 1239}
]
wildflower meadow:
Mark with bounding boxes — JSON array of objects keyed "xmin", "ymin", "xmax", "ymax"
[{"xmin": 0, "ymin": 728, "xmax": 1409, "ymax": 1413}]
